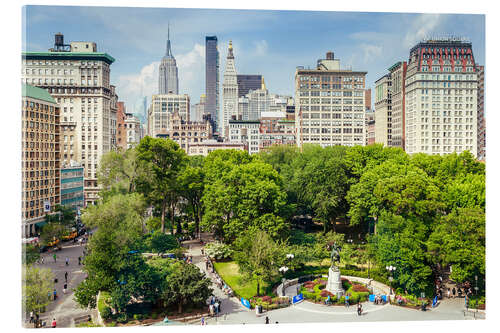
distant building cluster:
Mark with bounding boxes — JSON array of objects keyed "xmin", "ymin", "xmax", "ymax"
[{"xmin": 20, "ymin": 30, "xmax": 485, "ymax": 237}]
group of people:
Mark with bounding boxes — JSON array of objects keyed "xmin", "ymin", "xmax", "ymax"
[
  {"xmin": 204, "ymin": 257, "xmax": 233, "ymax": 297},
  {"xmin": 373, "ymin": 295, "xmax": 386, "ymax": 305},
  {"xmin": 208, "ymin": 296, "xmax": 222, "ymax": 317}
]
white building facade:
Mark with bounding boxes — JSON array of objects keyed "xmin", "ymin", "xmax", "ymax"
[
  {"xmin": 295, "ymin": 52, "xmax": 367, "ymax": 148},
  {"xmin": 405, "ymin": 40, "xmax": 478, "ymax": 157},
  {"xmin": 148, "ymin": 94, "xmax": 190, "ymax": 137},
  {"xmin": 22, "ymin": 35, "xmax": 116, "ymax": 206},
  {"xmin": 228, "ymin": 119, "xmax": 261, "ymax": 154},
  {"xmin": 221, "ymin": 41, "xmax": 239, "ymax": 136},
  {"xmin": 124, "ymin": 113, "xmax": 142, "ymax": 148}
]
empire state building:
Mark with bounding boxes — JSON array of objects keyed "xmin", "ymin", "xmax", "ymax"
[{"xmin": 158, "ymin": 26, "xmax": 179, "ymax": 94}]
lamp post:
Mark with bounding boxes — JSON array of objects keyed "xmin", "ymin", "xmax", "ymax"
[
  {"xmin": 279, "ymin": 254, "xmax": 294, "ymax": 297},
  {"xmin": 474, "ymin": 275, "xmax": 479, "ymax": 295},
  {"xmin": 386, "ymin": 265, "xmax": 396, "ymax": 295}
]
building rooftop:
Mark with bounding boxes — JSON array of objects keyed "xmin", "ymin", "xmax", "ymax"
[
  {"xmin": 22, "ymin": 51, "xmax": 115, "ymax": 65},
  {"xmin": 22, "ymin": 84, "xmax": 56, "ymax": 104}
]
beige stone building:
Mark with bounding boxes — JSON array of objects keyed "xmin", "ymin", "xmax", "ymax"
[
  {"xmin": 295, "ymin": 51, "xmax": 367, "ymax": 148},
  {"xmin": 388, "ymin": 62, "xmax": 407, "ymax": 149},
  {"xmin": 22, "ymin": 85, "xmax": 61, "ymax": 237},
  {"xmin": 148, "ymin": 93, "xmax": 190, "ymax": 138},
  {"xmin": 188, "ymin": 140, "xmax": 245, "ymax": 156},
  {"xmin": 155, "ymin": 111, "xmax": 212, "ymax": 151},
  {"xmin": 405, "ymin": 39, "xmax": 478, "ymax": 156},
  {"xmin": 374, "ymin": 74, "xmax": 392, "ymax": 146},
  {"xmin": 21, "ymin": 33, "xmax": 116, "ymax": 206}
]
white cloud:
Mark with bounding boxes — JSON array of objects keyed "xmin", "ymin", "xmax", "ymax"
[
  {"xmin": 360, "ymin": 44, "xmax": 383, "ymax": 63},
  {"xmin": 253, "ymin": 40, "xmax": 268, "ymax": 56},
  {"xmin": 404, "ymin": 14, "xmax": 442, "ymax": 48}
]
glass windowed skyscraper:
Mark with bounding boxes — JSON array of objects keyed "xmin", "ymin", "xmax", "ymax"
[{"xmin": 205, "ymin": 36, "xmax": 219, "ymax": 132}]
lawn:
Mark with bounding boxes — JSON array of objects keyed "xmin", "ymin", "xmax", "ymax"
[{"xmin": 213, "ymin": 261, "xmax": 272, "ymax": 299}]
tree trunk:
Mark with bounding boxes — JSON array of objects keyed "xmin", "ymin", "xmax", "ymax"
[
  {"xmin": 178, "ymin": 299, "xmax": 183, "ymax": 314},
  {"xmin": 257, "ymin": 281, "xmax": 260, "ymax": 296},
  {"xmin": 160, "ymin": 198, "xmax": 167, "ymax": 233},
  {"xmin": 192, "ymin": 202, "xmax": 199, "ymax": 238}
]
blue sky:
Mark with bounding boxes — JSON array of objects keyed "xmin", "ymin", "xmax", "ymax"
[{"xmin": 23, "ymin": 6, "xmax": 485, "ymax": 115}]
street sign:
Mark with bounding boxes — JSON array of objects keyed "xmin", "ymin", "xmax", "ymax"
[
  {"xmin": 292, "ymin": 293, "xmax": 304, "ymax": 304},
  {"xmin": 240, "ymin": 297, "xmax": 251, "ymax": 309},
  {"xmin": 44, "ymin": 200, "xmax": 51, "ymax": 213}
]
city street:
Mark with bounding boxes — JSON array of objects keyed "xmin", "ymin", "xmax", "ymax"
[{"xmin": 24, "ymin": 237, "xmax": 96, "ymax": 328}]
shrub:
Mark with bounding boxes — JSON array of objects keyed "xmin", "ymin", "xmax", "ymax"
[
  {"xmin": 320, "ymin": 289, "xmax": 334, "ymax": 298},
  {"xmin": 268, "ymin": 303, "xmax": 279, "ymax": 310},
  {"xmin": 204, "ymin": 242, "xmax": 233, "ymax": 260},
  {"xmin": 107, "ymin": 321, "xmax": 116, "ymax": 327},
  {"xmin": 116, "ymin": 313, "xmax": 128, "ymax": 324},
  {"xmin": 352, "ymin": 284, "xmax": 370, "ymax": 293},
  {"xmin": 302, "ymin": 290, "xmax": 314, "ymax": 300},
  {"xmin": 261, "ymin": 296, "xmax": 272, "ymax": 303},
  {"xmin": 133, "ymin": 314, "xmax": 140, "ymax": 321},
  {"xmin": 151, "ymin": 313, "xmax": 158, "ymax": 320},
  {"xmin": 101, "ymin": 306, "xmax": 112, "ymax": 320},
  {"xmin": 315, "ymin": 294, "xmax": 323, "ymax": 303}
]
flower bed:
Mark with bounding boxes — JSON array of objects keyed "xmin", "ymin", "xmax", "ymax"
[
  {"xmin": 249, "ymin": 296, "xmax": 290, "ymax": 310},
  {"xmin": 300, "ymin": 278, "xmax": 369, "ymax": 305}
]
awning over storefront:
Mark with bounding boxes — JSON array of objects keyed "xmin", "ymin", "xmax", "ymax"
[{"xmin": 35, "ymin": 221, "xmax": 47, "ymax": 228}]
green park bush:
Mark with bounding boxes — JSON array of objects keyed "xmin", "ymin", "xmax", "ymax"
[
  {"xmin": 116, "ymin": 313, "xmax": 128, "ymax": 324},
  {"xmin": 101, "ymin": 306, "xmax": 112, "ymax": 320}
]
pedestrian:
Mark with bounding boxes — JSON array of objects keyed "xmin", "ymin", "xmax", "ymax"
[
  {"xmin": 201, "ymin": 248, "xmax": 204, "ymax": 255},
  {"xmin": 35, "ymin": 313, "xmax": 39, "ymax": 327},
  {"xmin": 53, "ymin": 254, "xmax": 57, "ymax": 263},
  {"xmin": 53, "ymin": 289, "xmax": 57, "ymax": 300},
  {"xmin": 345, "ymin": 295, "xmax": 350, "ymax": 308},
  {"xmin": 201, "ymin": 316, "xmax": 205, "ymax": 326},
  {"xmin": 447, "ymin": 288, "xmax": 451, "ymax": 299},
  {"xmin": 357, "ymin": 302, "xmax": 362, "ymax": 316},
  {"xmin": 209, "ymin": 304, "xmax": 214, "ymax": 317},
  {"xmin": 78, "ymin": 256, "xmax": 81, "ymax": 265},
  {"xmin": 41, "ymin": 257, "xmax": 44, "ymax": 264},
  {"xmin": 65, "ymin": 257, "xmax": 69, "ymax": 266},
  {"xmin": 63, "ymin": 283, "xmax": 67, "ymax": 294},
  {"xmin": 265, "ymin": 316, "xmax": 269, "ymax": 324},
  {"xmin": 51, "ymin": 318, "xmax": 56, "ymax": 328},
  {"xmin": 214, "ymin": 301, "xmax": 219, "ymax": 315},
  {"xmin": 29, "ymin": 311, "xmax": 34, "ymax": 323},
  {"xmin": 65, "ymin": 271, "xmax": 68, "ymax": 282},
  {"xmin": 452, "ymin": 287, "xmax": 456, "ymax": 298}
]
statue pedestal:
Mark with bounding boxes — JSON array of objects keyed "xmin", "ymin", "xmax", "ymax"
[{"xmin": 326, "ymin": 266, "xmax": 344, "ymax": 298}]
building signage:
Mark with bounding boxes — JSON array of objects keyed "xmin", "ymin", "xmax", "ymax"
[{"xmin": 44, "ymin": 200, "xmax": 51, "ymax": 213}]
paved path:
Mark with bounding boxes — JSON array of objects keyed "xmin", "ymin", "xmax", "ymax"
[
  {"xmin": 24, "ymin": 238, "xmax": 96, "ymax": 328},
  {"xmin": 182, "ymin": 237, "xmax": 476, "ymax": 326}
]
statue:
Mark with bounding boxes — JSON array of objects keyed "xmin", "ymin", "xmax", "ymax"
[{"xmin": 329, "ymin": 242, "xmax": 341, "ymax": 268}]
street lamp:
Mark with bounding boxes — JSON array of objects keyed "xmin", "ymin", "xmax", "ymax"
[
  {"xmin": 386, "ymin": 265, "xmax": 396, "ymax": 295},
  {"xmin": 279, "ymin": 266, "xmax": 289, "ymax": 296},
  {"xmin": 474, "ymin": 275, "xmax": 479, "ymax": 295}
]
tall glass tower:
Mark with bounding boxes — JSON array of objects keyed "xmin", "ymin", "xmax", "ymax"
[
  {"xmin": 205, "ymin": 36, "xmax": 219, "ymax": 132},
  {"xmin": 159, "ymin": 25, "xmax": 179, "ymax": 94}
]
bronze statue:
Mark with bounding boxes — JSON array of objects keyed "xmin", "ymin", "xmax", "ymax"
[{"xmin": 330, "ymin": 242, "xmax": 341, "ymax": 267}]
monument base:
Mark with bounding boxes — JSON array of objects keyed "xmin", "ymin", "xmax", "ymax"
[{"xmin": 326, "ymin": 266, "xmax": 344, "ymax": 298}]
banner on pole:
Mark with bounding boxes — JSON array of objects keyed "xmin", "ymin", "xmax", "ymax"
[
  {"xmin": 240, "ymin": 297, "xmax": 251, "ymax": 309},
  {"xmin": 292, "ymin": 293, "xmax": 304, "ymax": 304}
]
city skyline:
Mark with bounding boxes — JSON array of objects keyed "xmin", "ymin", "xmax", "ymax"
[{"xmin": 23, "ymin": 6, "xmax": 485, "ymax": 112}]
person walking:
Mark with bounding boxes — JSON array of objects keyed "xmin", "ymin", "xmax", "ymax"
[
  {"xmin": 29, "ymin": 311, "xmax": 34, "ymax": 323},
  {"xmin": 78, "ymin": 256, "xmax": 81, "ymax": 265},
  {"xmin": 357, "ymin": 302, "xmax": 362, "ymax": 316},
  {"xmin": 65, "ymin": 272, "xmax": 68, "ymax": 283},
  {"xmin": 265, "ymin": 316, "xmax": 270, "ymax": 324},
  {"xmin": 41, "ymin": 257, "xmax": 44, "ymax": 264},
  {"xmin": 65, "ymin": 257, "xmax": 69, "ymax": 266},
  {"xmin": 201, "ymin": 316, "xmax": 205, "ymax": 326},
  {"xmin": 51, "ymin": 318, "xmax": 56, "ymax": 328},
  {"xmin": 452, "ymin": 287, "xmax": 456, "ymax": 298},
  {"xmin": 53, "ymin": 289, "xmax": 57, "ymax": 301},
  {"xmin": 53, "ymin": 253, "xmax": 57, "ymax": 263},
  {"xmin": 447, "ymin": 288, "xmax": 451, "ymax": 299},
  {"xmin": 345, "ymin": 295, "xmax": 350, "ymax": 308},
  {"xmin": 63, "ymin": 283, "xmax": 67, "ymax": 295}
]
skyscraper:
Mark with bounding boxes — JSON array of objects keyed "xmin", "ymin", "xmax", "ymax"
[
  {"xmin": 222, "ymin": 41, "xmax": 239, "ymax": 136},
  {"xmin": 237, "ymin": 74, "xmax": 262, "ymax": 97},
  {"xmin": 404, "ymin": 39, "xmax": 478, "ymax": 157},
  {"xmin": 159, "ymin": 25, "xmax": 179, "ymax": 95},
  {"xmin": 205, "ymin": 36, "xmax": 219, "ymax": 131}
]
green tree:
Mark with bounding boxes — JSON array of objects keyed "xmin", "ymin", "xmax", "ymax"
[
  {"xmin": 23, "ymin": 265, "xmax": 54, "ymax": 316},
  {"xmin": 202, "ymin": 160, "xmax": 289, "ymax": 242},
  {"xmin": 177, "ymin": 158, "xmax": 205, "ymax": 237},
  {"xmin": 427, "ymin": 207, "xmax": 485, "ymax": 284},
  {"xmin": 40, "ymin": 222, "xmax": 65, "ymax": 246},
  {"xmin": 234, "ymin": 230, "xmax": 281, "ymax": 296},
  {"xmin": 98, "ymin": 148, "xmax": 142, "ymax": 198},
  {"xmin": 146, "ymin": 231, "xmax": 179, "ymax": 254},
  {"xmin": 135, "ymin": 137, "xmax": 187, "ymax": 233},
  {"xmin": 22, "ymin": 243, "xmax": 40, "ymax": 265},
  {"xmin": 161, "ymin": 261, "xmax": 213, "ymax": 313}
]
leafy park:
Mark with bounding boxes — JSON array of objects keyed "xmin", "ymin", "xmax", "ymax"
[{"xmin": 22, "ymin": 137, "xmax": 486, "ymax": 324}]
